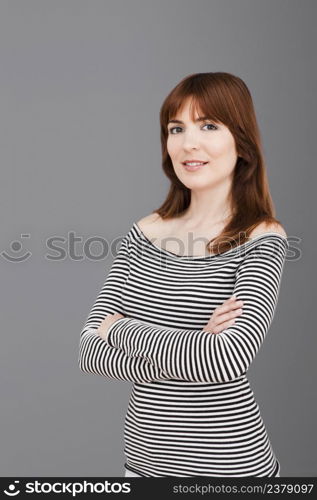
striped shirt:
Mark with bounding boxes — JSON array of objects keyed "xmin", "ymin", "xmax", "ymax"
[{"xmin": 78, "ymin": 222, "xmax": 288, "ymax": 477}]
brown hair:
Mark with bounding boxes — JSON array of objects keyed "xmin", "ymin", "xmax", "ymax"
[{"xmin": 153, "ymin": 72, "xmax": 283, "ymax": 255}]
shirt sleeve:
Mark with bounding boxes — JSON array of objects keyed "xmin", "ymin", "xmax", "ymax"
[
  {"xmin": 78, "ymin": 230, "xmax": 171, "ymax": 383},
  {"xmin": 105, "ymin": 236, "xmax": 288, "ymax": 383}
]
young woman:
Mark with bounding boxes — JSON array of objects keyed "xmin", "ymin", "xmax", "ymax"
[{"xmin": 78, "ymin": 72, "xmax": 287, "ymax": 477}]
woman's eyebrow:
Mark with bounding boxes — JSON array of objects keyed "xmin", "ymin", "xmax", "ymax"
[{"xmin": 167, "ymin": 116, "xmax": 211, "ymax": 125}]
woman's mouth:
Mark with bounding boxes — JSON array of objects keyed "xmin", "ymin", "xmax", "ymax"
[{"xmin": 182, "ymin": 161, "xmax": 209, "ymax": 171}]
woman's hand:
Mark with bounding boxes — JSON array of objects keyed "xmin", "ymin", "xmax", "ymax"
[
  {"xmin": 96, "ymin": 313, "xmax": 125, "ymax": 341},
  {"xmin": 202, "ymin": 296, "xmax": 244, "ymax": 334}
]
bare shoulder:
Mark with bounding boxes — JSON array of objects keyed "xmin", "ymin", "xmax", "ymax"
[
  {"xmin": 249, "ymin": 221, "xmax": 287, "ymax": 239},
  {"xmin": 136, "ymin": 212, "xmax": 162, "ymax": 232}
]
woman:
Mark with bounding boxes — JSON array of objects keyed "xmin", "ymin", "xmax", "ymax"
[{"xmin": 78, "ymin": 72, "xmax": 287, "ymax": 477}]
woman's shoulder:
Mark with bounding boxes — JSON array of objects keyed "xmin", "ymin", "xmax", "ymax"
[
  {"xmin": 248, "ymin": 221, "xmax": 287, "ymax": 239},
  {"xmin": 136, "ymin": 212, "xmax": 161, "ymax": 229},
  {"xmin": 135, "ymin": 212, "xmax": 166, "ymax": 239}
]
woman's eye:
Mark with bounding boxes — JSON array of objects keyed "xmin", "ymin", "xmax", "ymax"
[
  {"xmin": 168, "ymin": 123, "xmax": 217, "ymax": 134},
  {"xmin": 168, "ymin": 126, "xmax": 182, "ymax": 134},
  {"xmin": 203, "ymin": 123, "xmax": 217, "ymax": 131}
]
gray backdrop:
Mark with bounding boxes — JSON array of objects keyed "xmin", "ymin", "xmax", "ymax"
[{"xmin": 0, "ymin": 0, "xmax": 315, "ymax": 477}]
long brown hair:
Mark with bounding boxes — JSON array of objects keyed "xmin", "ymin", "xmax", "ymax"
[{"xmin": 153, "ymin": 72, "xmax": 283, "ymax": 255}]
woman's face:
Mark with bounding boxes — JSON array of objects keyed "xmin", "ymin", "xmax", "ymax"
[{"xmin": 166, "ymin": 99, "xmax": 238, "ymax": 191}]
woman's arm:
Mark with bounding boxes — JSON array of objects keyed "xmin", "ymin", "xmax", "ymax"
[
  {"xmin": 79, "ymin": 326, "xmax": 169, "ymax": 383},
  {"xmin": 105, "ymin": 236, "xmax": 288, "ymax": 383},
  {"xmin": 78, "ymin": 232, "xmax": 171, "ymax": 383}
]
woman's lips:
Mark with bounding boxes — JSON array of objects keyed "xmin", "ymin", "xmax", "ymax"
[{"xmin": 183, "ymin": 162, "xmax": 209, "ymax": 171}]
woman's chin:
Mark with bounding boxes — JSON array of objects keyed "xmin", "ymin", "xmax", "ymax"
[{"xmin": 180, "ymin": 177, "xmax": 215, "ymax": 190}]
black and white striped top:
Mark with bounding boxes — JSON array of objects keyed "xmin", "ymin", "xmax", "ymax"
[{"xmin": 78, "ymin": 221, "xmax": 288, "ymax": 477}]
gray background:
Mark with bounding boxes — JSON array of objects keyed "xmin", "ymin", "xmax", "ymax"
[{"xmin": 0, "ymin": 0, "xmax": 315, "ymax": 477}]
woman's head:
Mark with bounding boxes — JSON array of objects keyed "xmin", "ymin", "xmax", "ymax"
[
  {"xmin": 166, "ymin": 96, "xmax": 238, "ymax": 196},
  {"xmin": 155, "ymin": 72, "xmax": 281, "ymax": 253}
]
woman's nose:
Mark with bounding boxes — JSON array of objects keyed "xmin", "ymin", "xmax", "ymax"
[{"xmin": 182, "ymin": 134, "xmax": 201, "ymax": 150}]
